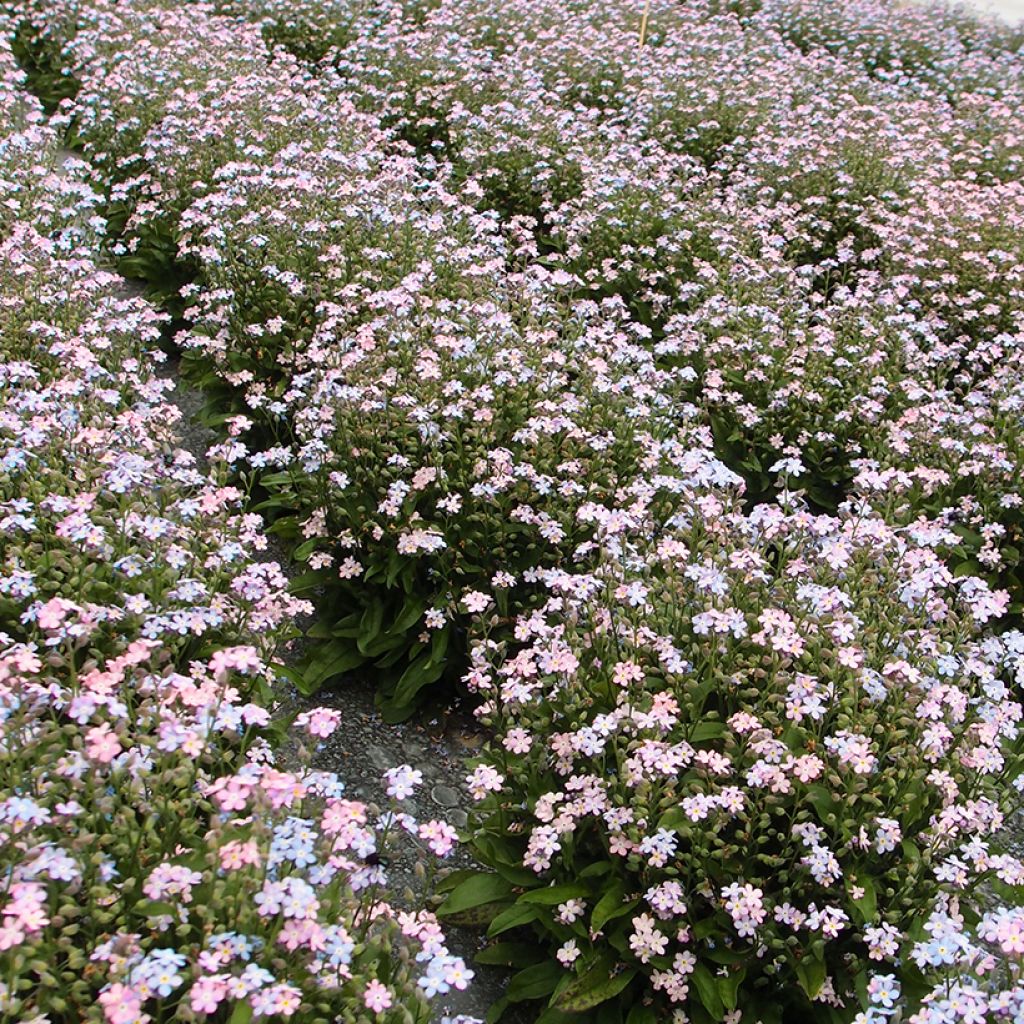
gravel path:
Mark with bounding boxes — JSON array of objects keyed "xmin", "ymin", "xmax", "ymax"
[
  {"xmin": 55, "ymin": 141, "xmax": 524, "ymax": 1024},
  {"xmin": 156, "ymin": 316, "xmax": 522, "ymax": 1024}
]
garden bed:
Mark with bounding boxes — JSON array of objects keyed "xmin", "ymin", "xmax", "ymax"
[{"xmin": 3, "ymin": 0, "xmax": 1024, "ymax": 1022}]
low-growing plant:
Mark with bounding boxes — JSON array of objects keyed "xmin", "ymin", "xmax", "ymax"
[
  {"xmin": 256, "ymin": 287, "xmax": 724, "ymax": 718},
  {"xmin": 178, "ymin": 141, "xmax": 502, "ymax": 390},
  {"xmin": 213, "ymin": 0, "xmax": 375, "ymax": 64},
  {"xmin": 544, "ymin": 142, "xmax": 735, "ymax": 327},
  {"xmin": 864, "ymin": 179, "xmax": 1024, "ymax": 386},
  {"xmin": 0, "ymin": 54, "xmax": 474, "ymax": 1020},
  {"xmin": 0, "ymin": 637, "xmax": 475, "ymax": 1022},
  {"xmin": 450, "ymin": 486, "xmax": 1024, "ymax": 1022}
]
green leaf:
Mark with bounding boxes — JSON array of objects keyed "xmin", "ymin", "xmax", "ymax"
[
  {"xmin": 954, "ymin": 558, "xmax": 982, "ymax": 578},
  {"xmin": 626, "ymin": 1006, "xmax": 658, "ymax": 1024},
  {"xmin": 439, "ymin": 873, "xmax": 514, "ymax": 917},
  {"xmin": 485, "ymin": 997, "xmax": 509, "ymax": 1024},
  {"xmin": 901, "ymin": 838, "xmax": 922, "ymax": 865},
  {"xmin": 228, "ymin": 1002, "xmax": 253, "ymax": 1024},
  {"xmin": 488, "ymin": 902, "xmax": 541, "ymax": 937},
  {"xmin": 552, "ymin": 962, "xmax": 636, "ymax": 1013},
  {"xmin": 519, "ymin": 883, "xmax": 589, "ymax": 905},
  {"xmin": 805, "ymin": 784, "xmax": 839, "ymax": 822},
  {"xmin": 133, "ymin": 899, "xmax": 176, "ymax": 918},
  {"xmin": 506, "ymin": 962, "xmax": 564, "ymax": 1003},
  {"xmin": 293, "ymin": 538, "xmax": 318, "ymax": 562},
  {"xmin": 356, "ymin": 599, "xmax": 386, "ymax": 655},
  {"xmin": 388, "ymin": 652, "xmax": 446, "ymax": 709},
  {"xmin": 596, "ymin": 1002, "xmax": 624, "ymax": 1024},
  {"xmin": 305, "ymin": 620, "xmax": 335, "ymax": 640},
  {"xmin": 718, "ymin": 968, "xmax": 746, "ymax": 1012},
  {"xmin": 658, "ymin": 806, "xmax": 688, "ymax": 832},
  {"xmin": 258, "ymin": 470, "xmax": 295, "ymax": 488},
  {"xmin": 795, "ymin": 956, "xmax": 827, "ymax": 1000},
  {"xmin": 692, "ymin": 964, "xmax": 725, "ymax": 1020},
  {"xmin": 691, "ymin": 720, "xmax": 725, "ymax": 742},
  {"xmin": 299, "ymin": 639, "xmax": 365, "ymax": 692},
  {"xmin": 475, "ymin": 942, "xmax": 543, "ymax": 968},
  {"xmin": 851, "ymin": 877, "xmax": 877, "ymax": 924},
  {"xmin": 431, "ymin": 625, "xmax": 450, "ymax": 661},
  {"xmin": 389, "ymin": 593, "xmax": 428, "ymax": 635},
  {"xmin": 251, "ymin": 494, "xmax": 296, "ymax": 514},
  {"xmin": 435, "ymin": 869, "xmax": 479, "ymax": 894},
  {"xmin": 443, "ymin": 903, "xmax": 509, "ymax": 928},
  {"xmin": 384, "ymin": 549, "xmax": 406, "ymax": 588},
  {"xmin": 376, "ymin": 641, "xmax": 413, "ymax": 669},
  {"xmin": 535, "ymin": 1009, "xmax": 579, "ymax": 1024},
  {"xmin": 749, "ymin": 994, "xmax": 783, "ymax": 1024},
  {"xmin": 331, "ymin": 612, "xmax": 364, "ymax": 638},
  {"xmin": 358, "ymin": 630, "xmax": 406, "ymax": 659},
  {"xmin": 288, "ymin": 570, "xmax": 324, "ymax": 594},
  {"xmin": 592, "ymin": 883, "xmax": 638, "ymax": 933},
  {"xmin": 491, "ymin": 859, "xmax": 545, "ymax": 887}
]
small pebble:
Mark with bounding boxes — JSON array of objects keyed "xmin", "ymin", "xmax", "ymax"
[
  {"xmin": 431, "ymin": 784, "xmax": 460, "ymax": 808},
  {"xmin": 367, "ymin": 744, "xmax": 393, "ymax": 770}
]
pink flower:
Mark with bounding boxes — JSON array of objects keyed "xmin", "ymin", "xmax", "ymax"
[
  {"xmin": 219, "ymin": 839, "xmax": 261, "ymax": 870},
  {"xmin": 190, "ymin": 975, "xmax": 228, "ymax": 1014},
  {"xmin": 36, "ymin": 597, "xmax": 72, "ymax": 632},
  {"xmin": 466, "ymin": 764, "xmax": 504, "ymax": 800},
  {"xmin": 267, "ymin": 983, "xmax": 302, "ymax": 1016},
  {"xmin": 461, "ymin": 590, "xmax": 491, "ymax": 613},
  {"xmin": 363, "ymin": 979, "xmax": 393, "ymax": 1013},
  {"xmin": 209, "ymin": 777, "xmax": 252, "ymax": 813},
  {"xmin": 209, "ymin": 645, "xmax": 262, "ymax": 680},
  {"xmin": 612, "ymin": 661, "xmax": 644, "ymax": 686},
  {"xmin": 85, "ymin": 723, "xmax": 122, "ymax": 764},
  {"xmin": 295, "ymin": 707, "xmax": 341, "ymax": 738},
  {"xmin": 99, "ymin": 983, "xmax": 146, "ymax": 1024},
  {"xmin": 502, "ymin": 728, "xmax": 533, "ymax": 754},
  {"xmin": 0, "ymin": 922, "xmax": 24, "ymax": 951},
  {"xmin": 384, "ymin": 764, "xmax": 424, "ymax": 800},
  {"xmin": 419, "ymin": 819, "xmax": 458, "ymax": 857},
  {"xmin": 557, "ymin": 940, "xmax": 580, "ymax": 966}
]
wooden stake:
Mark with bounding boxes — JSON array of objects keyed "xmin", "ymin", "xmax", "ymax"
[{"xmin": 638, "ymin": 0, "xmax": 652, "ymax": 49}]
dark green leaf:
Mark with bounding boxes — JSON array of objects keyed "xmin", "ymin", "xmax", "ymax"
[
  {"xmin": 506, "ymin": 962, "xmax": 564, "ymax": 1003},
  {"xmin": 692, "ymin": 964, "xmax": 725, "ymax": 1020},
  {"xmin": 388, "ymin": 652, "xmax": 446, "ymax": 708},
  {"xmin": 228, "ymin": 1003, "xmax": 253, "ymax": 1024},
  {"xmin": 519, "ymin": 884, "xmax": 589, "ymax": 906},
  {"xmin": 439, "ymin": 873, "xmax": 514, "ymax": 917},
  {"xmin": 488, "ymin": 902, "xmax": 541, "ymax": 937},
  {"xmin": 475, "ymin": 942, "xmax": 543, "ymax": 968},
  {"xmin": 851, "ymin": 877, "xmax": 877, "ymax": 925},
  {"xmin": 718, "ymin": 968, "xmax": 746, "ymax": 1012},
  {"xmin": 552, "ymin": 962, "xmax": 635, "ymax": 1013},
  {"xmin": 300, "ymin": 639, "xmax": 365, "ymax": 692},
  {"xmin": 691, "ymin": 720, "xmax": 725, "ymax": 742},
  {"xmin": 485, "ymin": 997, "xmax": 509, "ymax": 1024},
  {"xmin": 389, "ymin": 593, "xmax": 428, "ymax": 635},
  {"xmin": 592, "ymin": 883, "xmax": 638, "ymax": 933},
  {"xmin": 626, "ymin": 1006, "xmax": 658, "ymax": 1024},
  {"xmin": 795, "ymin": 956, "xmax": 826, "ymax": 1000}
]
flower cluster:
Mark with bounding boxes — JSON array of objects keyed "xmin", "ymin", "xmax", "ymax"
[
  {"xmin": 7, "ymin": 0, "xmax": 1024, "ymax": 1020},
  {"xmin": 462, "ymin": 484, "xmax": 1024, "ymax": 1018},
  {"xmin": 0, "ymin": 24, "xmax": 468, "ymax": 1022}
]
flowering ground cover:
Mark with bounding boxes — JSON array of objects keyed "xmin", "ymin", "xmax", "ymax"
[
  {"xmin": 0, "ymin": 21, "xmax": 475, "ymax": 1023},
  {"xmin": 4, "ymin": 0, "xmax": 1024, "ymax": 1021}
]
